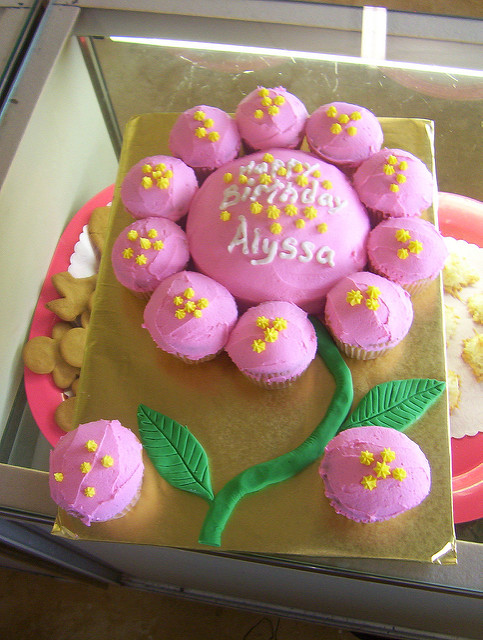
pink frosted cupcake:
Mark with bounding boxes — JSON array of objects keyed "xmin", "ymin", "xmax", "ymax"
[
  {"xmin": 353, "ymin": 148, "xmax": 434, "ymax": 225},
  {"xmin": 169, "ymin": 105, "xmax": 241, "ymax": 181},
  {"xmin": 120, "ymin": 155, "xmax": 198, "ymax": 221},
  {"xmin": 319, "ymin": 426, "xmax": 431, "ymax": 523},
  {"xmin": 324, "ymin": 272, "xmax": 414, "ymax": 359},
  {"xmin": 306, "ymin": 102, "xmax": 383, "ymax": 174},
  {"xmin": 49, "ymin": 420, "xmax": 144, "ymax": 526},
  {"xmin": 367, "ymin": 217, "xmax": 448, "ymax": 295},
  {"xmin": 143, "ymin": 271, "xmax": 238, "ymax": 363},
  {"xmin": 111, "ymin": 217, "xmax": 190, "ymax": 298},
  {"xmin": 235, "ymin": 86, "xmax": 308, "ymax": 152},
  {"xmin": 225, "ymin": 301, "xmax": 317, "ymax": 388}
]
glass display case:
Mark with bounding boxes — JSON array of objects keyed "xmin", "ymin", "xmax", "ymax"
[{"xmin": 0, "ymin": 2, "xmax": 481, "ymax": 638}]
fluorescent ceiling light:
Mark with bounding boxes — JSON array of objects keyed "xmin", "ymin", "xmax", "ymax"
[{"xmin": 109, "ymin": 36, "xmax": 483, "ymax": 79}]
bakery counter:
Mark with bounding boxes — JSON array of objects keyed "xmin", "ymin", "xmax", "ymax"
[{"xmin": 0, "ymin": 3, "xmax": 481, "ymax": 639}]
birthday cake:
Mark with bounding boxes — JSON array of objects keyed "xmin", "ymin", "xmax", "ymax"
[{"xmin": 40, "ymin": 91, "xmax": 453, "ymax": 561}]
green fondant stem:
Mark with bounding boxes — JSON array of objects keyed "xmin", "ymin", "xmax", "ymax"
[{"xmin": 198, "ymin": 318, "xmax": 353, "ymax": 547}]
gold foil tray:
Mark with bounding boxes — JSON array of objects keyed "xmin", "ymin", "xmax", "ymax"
[{"xmin": 54, "ymin": 114, "xmax": 455, "ymax": 564}]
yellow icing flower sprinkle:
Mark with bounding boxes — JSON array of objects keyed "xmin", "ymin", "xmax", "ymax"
[
  {"xmin": 175, "ymin": 309, "xmax": 186, "ymax": 319},
  {"xmin": 396, "ymin": 229, "xmax": 411, "ymax": 242},
  {"xmin": 252, "ymin": 339, "xmax": 266, "ymax": 353},
  {"xmin": 122, "ymin": 248, "xmax": 134, "ymax": 259},
  {"xmin": 383, "ymin": 164, "xmax": 395, "ymax": 175},
  {"xmin": 387, "ymin": 155, "xmax": 398, "ymax": 165},
  {"xmin": 147, "ymin": 229, "xmax": 158, "ymax": 238},
  {"xmin": 193, "ymin": 110, "xmax": 206, "ymax": 121},
  {"xmin": 80, "ymin": 462, "xmax": 92, "ymax": 474},
  {"xmin": 127, "ymin": 230, "xmax": 139, "ymax": 241},
  {"xmin": 142, "ymin": 176, "xmax": 153, "ymax": 189},
  {"xmin": 184, "ymin": 288, "xmax": 195, "ymax": 299},
  {"xmin": 296, "ymin": 175, "xmax": 308, "ymax": 187},
  {"xmin": 173, "ymin": 296, "xmax": 184, "ymax": 306},
  {"xmin": 294, "ymin": 163, "xmax": 304, "ymax": 173},
  {"xmin": 346, "ymin": 289, "xmax": 363, "ymax": 306},
  {"xmin": 270, "ymin": 222, "xmax": 282, "ymax": 235},
  {"xmin": 259, "ymin": 173, "xmax": 272, "ymax": 185},
  {"xmin": 397, "ymin": 248, "xmax": 409, "ymax": 260},
  {"xmin": 350, "ymin": 111, "xmax": 362, "ymax": 120},
  {"xmin": 153, "ymin": 240, "xmax": 164, "ymax": 251},
  {"xmin": 261, "ymin": 96, "xmax": 272, "ymax": 107},
  {"xmin": 184, "ymin": 301, "xmax": 197, "ymax": 313},
  {"xmin": 139, "ymin": 238, "xmax": 151, "ymax": 250},
  {"xmin": 251, "ymin": 202, "xmax": 263, "ymax": 215},
  {"xmin": 85, "ymin": 440, "xmax": 98, "ymax": 452},
  {"xmin": 193, "ymin": 309, "xmax": 203, "ymax": 318},
  {"xmin": 326, "ymin": 106, "xmax": 338, "ymax": 117},
  {"xmin": 272, "ymin": 317, "xmax": 287, "ymax": 331},
  {"xmin": 239, "ymin": 174, "xmax": 248, "ymax": 184},
  {"xmin": 84, "ymin": 487, "xmax": 96, "ymax": 498},
  {"xmin": 339, "ymin": 114, "xmax": 350, "ymax": 124},
  {"xmin": 223, "ymin": 172, "xmax": 233, "ymax": 183},
  {"xmin": 284, "ymin": 204, "xmax": 298, "ymax": 217},
  {"xmin": 304, "ymin": 206, "xmax": 318, "ymax": 220},
  {"xmin": 263, "ymin": 153, "xmax": 274, "ymax": 162},
  {"xmin": 389, "ymin": 184, "xmax": 400, "ymax": 193},
  {"xmin": 102, "ymin": 455, "xmax": 114, "ymax": 468},
  {"xmin": 267, "ymin": 205, "xmax": 281, "ymax": 219},
  {"xmin": 198, "ymin": 298, "xmax": 209, "ymax": 309},
  {"xmin": 155, "ymin": 163, "xmax": 167, "ymax": 172},
  {"xmin": 409, "ymin": 240, "xmax": 423, "ymax": 254},
  {"xmin": 220, "ymin": 210, "xmax": 231, "ymax": 221},
  {"xmin": 54, "ymin": 472, "xmax": 63, "ymax": 482},
  {"xmin": 264, "ymin": 327, "xmax": 279, "ymax": 342},
  {"xmin": 254, "ymin": 109, "xmax": 264, "ymax": 119},
  {"xmin": 392, "ymin": 467, "xmax": 407, "ymax": 481},
  {"xmin": 396, "ymin": 174, "xmax": 407, "ymax": 184},
  {"xmin": 381, "ymin": 448, "xmax": 396, "ymax": 462},
  {"xmin": 277, "ymin": 167, "xmax": 287, "ymax": 176},
  {"xmin": 164, "ymin": 169, "xmax": 173, "ymax": 179},
  {"xmin": 195, "ymin": 127, "xmax": 207, "ymax": 138},
  {"xmin": 142, "ymin": 164, "xmax": 152, "ymax": 173},
  {"xmin": 399, "ymin": 160, "xmax": 408, "ymax": 171},
  {"xmin": 273, "ymin": 96, "xmax": 285, "ymax": 106},
  {"xmin": 366, "ymin": 297, "xmax": 380, "ymax": 311},
  {"xmin": 203, "ymin": 118, "xmax": 214, "ymax": 128},
  {"xmin": 258, "ymin": 87, "xmax": 269, "ymax": 97},
  {"xmin": 374, "ymin": 461, "xmax": 391, "ymax": 478},
  {"xmin": 366, "ymin": 285, "xmax": 380, "ymax": 299},
  {"xmin": 295, "ymin": 219, "xmax": 305, "ymax": 229},
  {"xmin": 256, "ymin": 316, "xmax": 270, "ymax": 329},
  {"xmin": 135, "ymin": 254, "xmax": 147, "ymax": 265},
  {"xmin": 359, "ymin": 450, "xmax": 374, "ymax": 465},
  {"xmin": 361, "ymin": 475, "xmax": 377, "ymax": 491},
  {"xmin": 347, "ymin": 126, "xmax": 358, "ymax": 136},
  {"xmin": 208, "ymin": 131, "xmax": 220, "ymax": 142},
  {"xmin": 330, "ymin": 123, "xmax": 342, "ymax": 135},
  {"xmin": 157, "ymin": 177, "xmax": 170, "ymax": 189},
  {"xmin": 317, "ymin": 223, "xmax": 328, "ymax": 233},
  {"xmin": 313, "ymin": 169, "xmax": 321, "ymax": 177},
  {"xmin": 267, "ymin": 105, "xmax": 279, "ymax": 116},
  {"xmin": 322, "ymin": 180, "xmax": 332, "ymax": 190}
]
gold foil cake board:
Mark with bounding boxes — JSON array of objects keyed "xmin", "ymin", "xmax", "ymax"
[{"xmin": 55, "ymin": 114, "xmax": 455, "ymax": 564}]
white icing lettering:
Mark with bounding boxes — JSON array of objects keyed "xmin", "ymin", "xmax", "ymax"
[
  {"xmin": 228, "ymin": 215, "xmax": 249, "ymax": 254},
  {"xmin": 300, "ymin": 180, "xmax": 318, "ymax": 204},
  {"xmin": 279, "ymin": 183, "xmax": 298, "ymax": 203},
  {"xmin": 279, "ymin": 237, "xmax": 298, "ymax": 260},
  {"xmin": 299, "ymin": 241, "xmax": 315, "ymax": 263},
  {"xmin": 316, "ymin": 246, "xmax": 335, "ymax": 266},
  {"xmin": 251, "ymin": 237, "xmax": 278, "ymax": 265},
  {"xmin": 251, "ymin": 227, "xmax": 261, "ymax": 253},
  {"xmin": 221, "ymin": 184, "xmax": 241, "ymax": 209}
]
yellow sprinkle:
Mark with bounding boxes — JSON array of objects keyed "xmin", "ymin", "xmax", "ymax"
[
  {"xmin": 267, "ymin": 205, "xmax": 280, "ymax": 219},
  {"xmin": 361, "ymin": 475, "xmax": 377, "ymax": 491},
  {"xmin": 85, "ymin": 440, "xmax": 98, "ymax": 452},
  {"xmin": 164, "ymin": 169, "xmax": 173, "ymax": 179},
  {"xmin": 295, "ymin": 219, "xmax": 305, "ymax": 229},
  {"xmin": 197, "ymin": 298, "xmax": 209, "ymax": 309},
  {"xmin": 395, "ymin": 229, "xmax": 411, "ymax": 242},
  {"xmin": 277, "ymin": 167, "xmax": 287, "ymax": 176},
  {"xmin": 127, "ymin": 230, "xmax": 139, "ymax": 241},
  {"xmin": 398, "ymin": 161, "xmax": 408, "ymax": 171},
  {"xmin": 350, "ymin": 111, "xmax": 362, "ymax": 120},
  {"xmin": 193, "ymin": 110, "xmax": 206, "ymax": 121},
  {"xmin": 322, "ymin": 180, "xmax": 332, "ymax": 190},
  {"xmin": 346, "ymin": 289, "xmax": 363, "ymax": 306},
  {"xmin": 185, "ymin": 301, "xmax": 197, "ymax": 313},
  {"xmin": 409, "ymin": 240, "xmax": 423, "ymax": 254},
  {"xmin": 147, "ymin": 229, "xmax": 158, "ymax": 238},
  {"xmin": 152, "ymin": 171, "xmax": 162, "ymax": 179},
  {"xmin": 258, "ymin": 87, "xmax": 269, "ymax": 97},
  {"xmin": 256, "ymin": 316, "xmax": 270, "ymax": 329},
  {"xmin": 366, "ymin": 286, "xmax": 380, "ymax": 299},
  {"xmin": 252, "ymin": 339, "xmax": 266, "ymax": 353},
  {"xmin": 184, "ymin": 288, "xmax": 195, "ymax": 299},
  {"xmin": 80, "ymin": 462, "xmax": 91, "ymax": 474},
  {"xmin": 366, "ymin": 298, "xmax": 380, "ymax": 311},
  {"xmin": 339, "ymin": 114, "xmax": 350, "ymax": 124},
  {"xmin": 284, "ymin": 204, "xmax": 298, "ymax": 217},
  {"xmin": 139, "ymin": 238, "xmax": 151, "ymax": 250},
  {"xmin": 54, "ymin": 472, "xmax": 63, "ymax": 482},
  {"xmin": 396, "ymin": 174, "xmax": 407, "ymax": 184},
  {"xmin": 173, "ymin": 296, "xmax": 184, "ymax": 306},
  {"xmin": 250, "ymin": 202, "xmax": 263, "ymax": 215},
  {"xmin": 392, "ymin": 467, "xmax": 407, "ymax": 481},
  {"xmin": 261, "ymin": 96, "xmax": 272, "ymax": 107},
  {"xmin": 389, "ymin": 184, "xmax": 400, "ymax": 193},
  {"xmin": 208, "ymin": 131, "xmax": 220, "ymax": 142},
  {"xmin": 220, "ymin": 210, "xmax": 231, "ymax": 221},
  {"xmin": 267, "ymin": 105, "xmax": 279, "ymax": 116},
  {"xmin": 142, "ymin": 164, "xmax": 152, "ymax": 174},
  {"xmin": 293, "ymin": 163, "xmax": 304, "ymax": 173},
  {"xmin": 135, "ymin": 254, "xmax": 147, "ymax": 265},
  {"xmin": 264, "ymin": 327, "xmax": 279, "ymax": 342},
  {"xmin": 326, "ymin": 106, "xmax": 338, "ymax": 118},
  {"xmin": 102, "ymin": 455, "xmax": 114, "ymax": 468},
  {"xmin": 195, "ymin": 127, "xmax": 207, "ymax": 138},
  {"xmin": 374, "ymin": 461, "xmax": 391, "ymax": 478},
  {"xmin": 317, "ymin": 223, "xmax": 328, "ymax": 233},
  {"xmin": 270, "ymin": 222, "xmax": 282, "ymax": 235},
  {"xmin": 304, "ymin": 206, "xmax": 318, "ymax": 220},
  {"xmin": 223, "ymin": 172, "xmax": 233, "ymax": 183},
  {"xmin": 296, "ymin": 175, "xmax": 309, "ymax": 187},
  {"xmin": 398, "ymin": 248, "xmax": 409, "ymax": 260},
  {"xmin": 203, "ymin": 118, "xmax": 214, "ymax": 128},
  {"xmin": 387, "ymin": 155, "xmax": 398, "ymax": 165},
  {"xmin": 175, "ymin": 309, "xmax": 186, "ymax": 319},
  {"xmin": 263, "ymin": 153, "xmax": 274, "ymax": 162},
  {"xmin": 383, "ymin": 164, "xmax": 395, "ymax": 175},
  {"xmin": 153, "ymin": 240, "xmax": 164, "ymax": 250},
  {"xmin": 273, "ymin": 96, "xmax": 285, "ymax": 106},
  {"xmin": 157, "ymin": 177, "xmax": 170, "ymax": 189},
  {"xmin": 155, "ymin": 163, "xmax": 167, "ymax": 172},
  {"xmin": 359, "ymin": 450, "xmax": 374, "ymax": 465},
  {"xmin": 259, "ymin": 173, "xmax": 272, "ymax": 185},
  {"xmin": 193, "ymin": 309, "xmax": 203, "ymax": 318},
  {"xmin": 381, "ymin": 448, "xmax": 396, "ymax": 463},
  {"xmin": 347, "ymin": 126, "xmax": 358, "ymax": 136},
  {"xmin": 142, "ymin": 176, "xmax": 153, "ymax": 189},
  {"xmin": 254, "ymin": 109, "xmax": 264, "ymax": 119},
  {"xmin": 330, "ymin": 123, "xmax": 342, "ymax": 135},
  {"xmin": 272, "ymin": 317, "xmax": 287, "ymax": 331},
  {"xmin": 313, "ymin": 169, "xmax": 321, "ymax": 177},
  {"xmin": 122, "ymin": 248, "xmax": 134, "ymax": 259},
  {"xmin": 84, "ymin": 487, "xmax": 96, "ymax": 497},
  {"xmin": 239, "ymin": 174, "xmax": 248, "ymax": 184}
]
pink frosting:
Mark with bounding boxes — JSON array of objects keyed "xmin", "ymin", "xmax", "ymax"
[
  {"xmin": 319, "ymin": 426, "xmax": 431, "ymax": 523},
  {"xmin": 49, "ymin": 420, "xmax": 144, "ymax": 526},
  {"xmin": 306, "ymin": 102, "xmax": 383, "ymax": 168},
  {"xmin": 186, "ymin": 148, "xmax": 370, "ymax": 314},
  {"xmin": 235, "ymin": 86, "xmax": 308, "ymax": 150},
  {"xmin": 111, "ymin": 217, "xmax": 189, "ymax": 293},
  {"xmin": 143, "ymin": 271, "xmax": 238, "ymax": 361},
  {"xmin": 324, "ymin": 272, "xmax": 414, "ymax": 352},
  {"xmin": 120, "ymin": 155, "xmax": 198, "ymax": 221},
  {"xmin": 169, "ymin": 106, "xmax": 241, "ymax": 170},
  {"xmin": 225, "ymin": 301, "xmax": 317, "ymax": 385},
  {"xmin": 353, "ymin": 148, "xmax": 434, "ymax": 218},
  {"xmin": 368, "ymin": 217, "xmax": 448, "ymax": 286}
]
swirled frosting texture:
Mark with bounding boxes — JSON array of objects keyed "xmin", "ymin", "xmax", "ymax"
[
  {"xmin": 353, "ymin": 148, "xmax": 433, "ymax": 218},
  {"xmin": 143, "ymin": 271, "xmax": 238, "ymax": 361},
  {"xmin": 235, "ymin": 86, "xmax": 308, "ymax": 150},
  {"xmin": 324, "ymin": 272, "xmax": 413, "ymax": 352},
  {"xmin": 169, "ymin": 105, "xmax": 241, "ymax": 170},
  {"xmin": 111, "ymin": 217, "xmax": 189, "ymax": 293},
  {"xmin": 225, "ymin": 301, "xmax": 317, "ymax": 386},
  {"xmin": 319, "ymin": 426, "xmax": 431, "ymax": 523},
  {"xmin": 49, "ymin": 420, "xmax": 144, "ymax": 526},
  {"xmin": 120, "ymin": 155, "xmax": 198, "ymax": 221}
]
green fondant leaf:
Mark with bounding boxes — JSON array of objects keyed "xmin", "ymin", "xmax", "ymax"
[
  {"xmin": 137, "ymin": 404, "xmax": 214, "ymax": 503},
  {"xmin": 339, "ymin": 378, "xmax": 446, "ymax": 432}
]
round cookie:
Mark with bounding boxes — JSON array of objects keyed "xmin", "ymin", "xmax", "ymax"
[
  {"xmin": 120, "ymin": 155, "xmax": 198, "ymax": 222},
  {"xmin": 225, "ymin": 301, "xmax": 317, "ymax": 388},
  {"xmin": 186, "ymin": 148, "xmax": 371, "ymax": 314},
  {"xmin": 319, "ymin": 426, "xmax": 431, "ymax": 523},
  {"xmin": 235, "ymin": 86, "xmax": 308, "ymax": 151}
]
